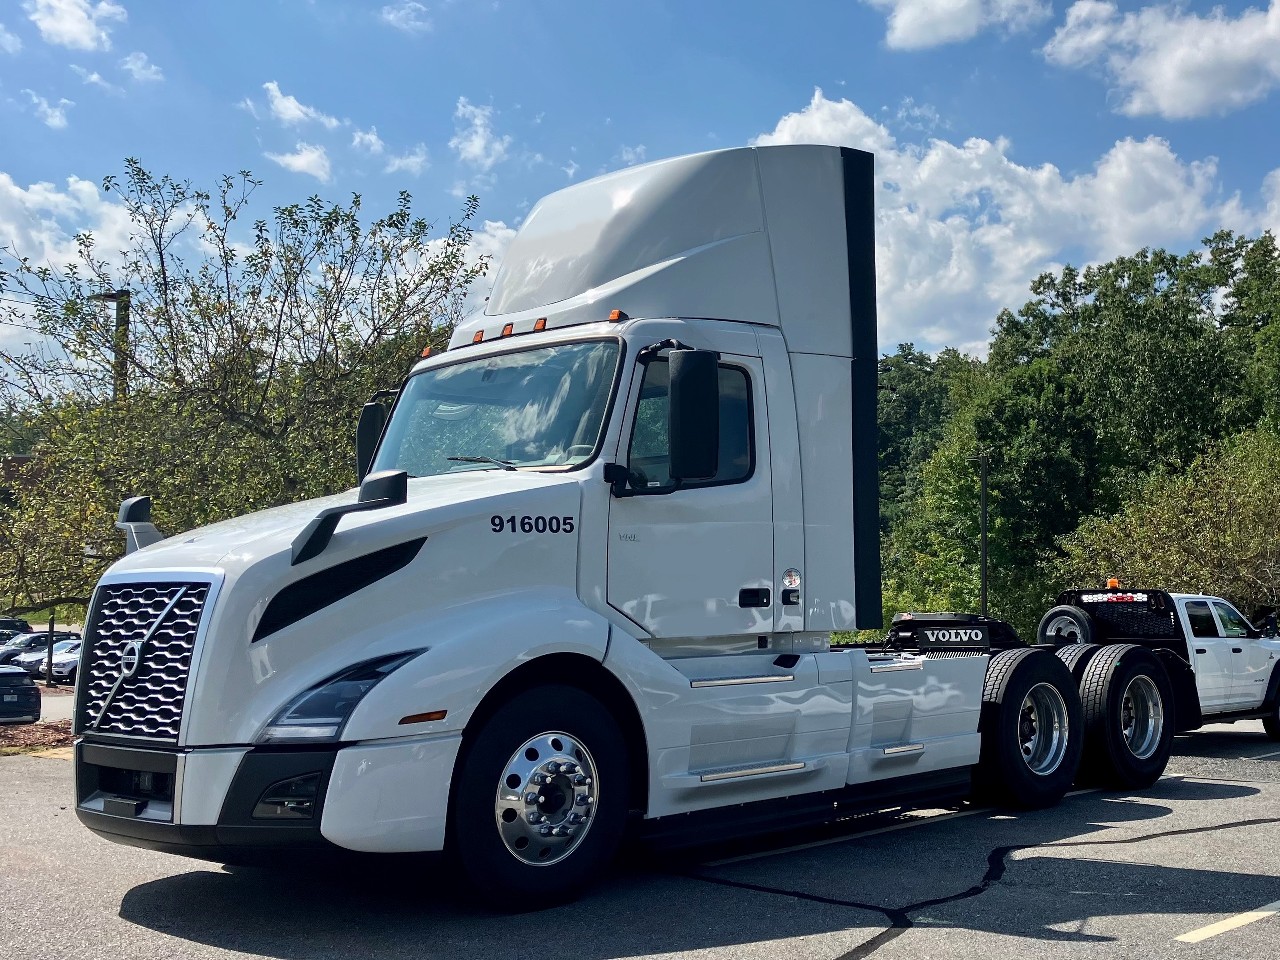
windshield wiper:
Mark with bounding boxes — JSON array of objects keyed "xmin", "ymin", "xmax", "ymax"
[{"xmin": 446, "ymin": 455, "xmax": 518, "ymax": 471}]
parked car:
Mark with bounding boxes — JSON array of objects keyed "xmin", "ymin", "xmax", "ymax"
[
  {"xmin": 19, "ymin": 639, "xmax": 81, "ymax": 677},
  {"xmin": 0, "ymin": 664, "xmax": 40, "ymax": 724},
  {"xmin": 45, "ymin": 642, "xmax": 84, "ymax": 685},
  {"xmin": 0, "ymin": 631, "xmax": 81, "ymax": 666},
  {"xmin": 0, "ymin": 617, "xmax": 32, "ymax": 635}
]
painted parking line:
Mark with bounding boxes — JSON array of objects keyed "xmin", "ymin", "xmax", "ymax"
[
  {"xmin": 1246, "ymin": 748, "xmax": 1280, "ymax": 761},
  {"xmin": 1175, "ymin": 900, "xmax": 1280, "ymax": 943}
]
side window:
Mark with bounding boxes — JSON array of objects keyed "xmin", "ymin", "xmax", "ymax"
[
  {"xmin": 1184, "ymin": 601, "xmax": 1219, "ymax": 639},
  {"xmin": 1212, "ymin": 602, "xmax": 1251, "ymax": 638},
  {"xmin": 625, "ymin": 360, "xmax": 753, "ymax": 493}
]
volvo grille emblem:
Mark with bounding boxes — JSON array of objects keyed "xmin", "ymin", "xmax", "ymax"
[
  {"xmin": 90, "ymin": 585, "xmax": 189, "ymax": 729},
  {"xmin": 119, "ymin": 641, "xmax": 143, "ymax": 678}
]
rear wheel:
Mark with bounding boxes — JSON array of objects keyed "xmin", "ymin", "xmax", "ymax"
[
  {"xmin": 1038, "ymin": 605, "xmax": 1094, "ymax": 646},
  {"xmin": 1078, "ymin": 644, "xmax": 1174, "ymax": 788},
  {"xmin": 977, "ymin": 649, "xmax": 1083, "ymax": 808},
  {"xmin": 449, "ymin": 685, "xmax": 630, "ymax": 909},
  {"xmin": 1055, "ymin": 642, "xmax": 1101, "ymax": 683},
  {"xmin": 1263, "ymin": 697, "xmax": 1280, "ymax": 741}
]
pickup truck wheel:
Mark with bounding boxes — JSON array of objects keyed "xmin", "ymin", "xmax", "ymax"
[
  {"xmin": 977, "ymin": 649, "xmax": 1083, "ymax": 809},
  {"xmin": 1038, "ymin": 605, "xmax": 1094, "ymax": 646},
  {"xmin": 450, "ymin": 685, "xmax": 629, "ymax": 908},
  {"xmin": 1078, "ymin": 644, "xmax": 1174, "ymax": 788},
  {"xmin": 1263, "ymin": 699, "xmax": 1280, "ymax": 741},
  {"xmin": 1054, "ymin": 643, "xmax": 1101, "ymax": 683}
]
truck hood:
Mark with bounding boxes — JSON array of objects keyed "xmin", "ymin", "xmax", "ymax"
[{"xmin": 107, "ymin": 469, "xmax": 583, "ymax": 578}]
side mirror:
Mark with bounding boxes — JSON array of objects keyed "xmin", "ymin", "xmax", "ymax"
[
  {"xmin": 1264, "ymin": 613, "xmax": 1278, "ymax": 638},
  {"xmin": 668, "ymin": 349, "xmax": 719, "ymax": 482},
  {"xmin": 355, "ymin": 401, "xmax": 389, "ymax": 481}
]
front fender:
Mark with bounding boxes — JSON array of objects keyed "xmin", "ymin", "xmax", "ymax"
[{"xmin": 340, "ymin": 588, "xmax": 611, "ymax": 742}]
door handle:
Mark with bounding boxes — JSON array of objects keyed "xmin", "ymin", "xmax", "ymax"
[
  {"xmin": 1232, "ymin": 647, "xmax": 1243, "ymax": 654},
  {"xmin": 1195, "ymin": 648, "xmax": 1207, "ymax": 655},
  {"xmin": 738, "ymin": 588, "xmax": 771, "ymax": 608}
]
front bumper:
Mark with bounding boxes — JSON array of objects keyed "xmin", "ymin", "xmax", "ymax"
[
  {"xmin": 76, "ymin": 740, "xmax": 339, "ymax": 862},
  {"xmin": 74, "ymin": 733, "xmax": 463, "ymax": 861}
]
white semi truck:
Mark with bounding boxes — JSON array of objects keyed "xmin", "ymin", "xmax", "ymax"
[{"xmin": 73, "ymin": 145, "xmax": 1220, "ymax": 905}]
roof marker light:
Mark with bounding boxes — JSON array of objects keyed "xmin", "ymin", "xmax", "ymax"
[
  {"xmin": 420, "ymin": 346, "xmax": 432, "ymax": 358},
  {"xmin": 1106, "ymin": 577, "xmax": 1121, "ymax": 588},
  {"xmin": 608, "ymin": 309, "xmax": 628, "ymax": 322},
  {"xmin": 501, "ymin": 322, "xmax": 514, "ymax": 337},
  {"xmin": 473, "ymin": 330, "xmax": 484, "ymax": 344},
  {"xmin": 533, "ymin": 318, "xmax": 547, "ymax": 331}
]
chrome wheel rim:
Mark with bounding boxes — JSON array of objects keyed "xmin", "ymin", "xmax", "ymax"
[
  {"xmin": 494, "ymin": 731, "xmax": 597, "ymax": 866},
  {"xmin": 1121, "ymin": 674, "xmax": 1163, "ymax": 759},
  {"xmin": 1045, "ymin": 616, "xmax": 1081, "ymax": 642},
  {"xmin": 1019, "ymin": 682, "xmax": 1069, "ymax": 775}
]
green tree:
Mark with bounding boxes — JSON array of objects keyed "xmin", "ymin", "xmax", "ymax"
[{"xmin": 0, "ymin": 160, "xmax": 489, "ymax": 615}]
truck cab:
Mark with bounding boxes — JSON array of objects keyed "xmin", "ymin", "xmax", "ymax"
[
  {"xmin": 74, "ymin": 145, "xmax": 1123, "ymax": 906},
  {"xmin": 1173, "ymin": 594, "xmax": 1280, "ymax": 712}
]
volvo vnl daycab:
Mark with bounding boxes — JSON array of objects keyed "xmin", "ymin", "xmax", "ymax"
[{"xmin": 76, "ymin": 144, "xmax": 1122, "ymax": 905}]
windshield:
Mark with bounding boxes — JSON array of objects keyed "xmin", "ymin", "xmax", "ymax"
[
  {"xmin": 50, "ymin": 640, "xmax": 79, "ymax": 654},
  {"xmin": 373, "ymin": 340, "xmax": 621, "ymax": 478},
  {"xmin": 5, "ymin": 634, "xmax": 39, "ymax": 648}
]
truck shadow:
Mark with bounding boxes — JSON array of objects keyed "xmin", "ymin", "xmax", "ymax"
[{"xmin": 116, "ymin": 778, "xmax": 1278, "ymax": 960}]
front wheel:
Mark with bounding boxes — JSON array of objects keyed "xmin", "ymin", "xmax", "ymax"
[
  {"xmin": 449, "ymin": 685, "xmax": 630, "ymax": 909},
  {"xmin": 977, "ymin": 649, "xmax": 1084, "ymax": 808},
  {"xmin": 1078, "ymin": 644, "xmax": 1174, "ymax": 788}
]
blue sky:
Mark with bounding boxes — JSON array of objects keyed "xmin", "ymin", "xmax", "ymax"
[{"xmin": 1, "ymin": 0, "xmax": 1278, "ymax": 356}]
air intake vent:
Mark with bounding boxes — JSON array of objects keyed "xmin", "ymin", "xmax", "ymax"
[{"xmin": 77, "ymin": 582, "xmax": 210, "ymax": 743}]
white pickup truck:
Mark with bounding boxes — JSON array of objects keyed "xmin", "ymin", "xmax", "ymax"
[
  {"xmin": 71, "ymin": 145, "xmax": 1216, "ymax": 906},
  {"xmin": 1039, "ymin": 588, "xmax": 1280, "ymax": 751}
]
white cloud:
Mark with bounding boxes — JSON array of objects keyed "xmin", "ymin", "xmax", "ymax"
[
  {"xmin": 562, "ymin": 160, "xmax": 579, "ymax": 179},
  {"xmin": 262, "ymin": 81, "xmax": 340, "ymax": 129},
  {"xmin": 71, "ymin": 64, "xmax": 121, "ymax": 93},
  {"xmin": 1043, "ymin": 0, "xmax": 1280, "ymax": 119},
  {"xmin": 863, "ymin": 0, "xmax": 1050, "ymax": 49},
  {"xmin": 751, "ymin": 88, "xmax": 1273, "ymax": 352},
  {"xmin": 23, "ymin": 89, "xmax": 74, "ymax": 128},
  {"xmin": 384, "ymin": 144, "xmax": 429, "ymax": 176},
  {"xmin": 120, "ymin": 51, "xmax": 163, "ymax": 82},
  {"xmin": 380, "ymin": 1, "xmax": 431, "ymax": 33},
  {"xmin": 351, "ymin": 126, "xmax": 385, "ymax": 154},
  {"xmin": 0, "ymin": 22, "xmax": 22, "ymax": 53},
  {"xmin": 237, "ymin": 97, "xmax": 259, "ymax": 119},
  {"xmin": 619, "ymin": 145, "xmax": 647, "ymax": 166},
  {"xmin": 449, "ymin": 97, "xmax": 511, "ymax": 173},
  {"xmin": 264, "ymin": 142, "xmax": 332, "ymax": 183},
  {"xmin": 23, "ymin": 0, "xmax": 124, "ymax": 51}
]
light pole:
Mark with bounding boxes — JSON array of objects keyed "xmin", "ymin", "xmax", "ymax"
[
  {"xmin": 88, "ymin": 289, "xmax": 131, "ymax": 401},
  {"xmin": 967, "ymin": 451, "xmax": 989, "ymax": 617}
]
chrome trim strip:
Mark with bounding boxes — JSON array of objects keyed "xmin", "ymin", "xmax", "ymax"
[
  {"xmin": 881, "ymin": 743, "xmax": 925, "ymax": 756},
  {"xmin": 690, "ymin": 674, "xmax": 795, "ymax": 688},
  {"xmin": 699, "ymin": 761, "xmax": 806, "ymax": 782},
  {"xmin": 868, "ymin": 660, "xmax": 925, "ymax": 673}
]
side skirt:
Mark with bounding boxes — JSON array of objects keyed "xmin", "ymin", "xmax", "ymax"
[{"xmin": 637, "ymin": 767, "xmax": 972, "ymax": 849}]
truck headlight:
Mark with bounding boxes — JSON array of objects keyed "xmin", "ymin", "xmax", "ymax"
[{"xmin": 258, "ymin": 651, "xmax": 421, "ymax": 744}]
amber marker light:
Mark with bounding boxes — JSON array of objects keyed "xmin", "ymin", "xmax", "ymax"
[
  {"xmin": 608, "ymin": 309, "xmax": 628, "ymax": 322},
  {"xmin": 420, "ymin": 346, "xmax": 432, "ymax": 358},
  {"xmin": 533, "ymin": 317, "xmax": 547, "ymax": 331},
  {"xmin": 473, "ymin": 330, "xmax": 484, "ymax": 343},
  {"xmin": 501, "ymin": 322, "xmax": 514, "ymax": 337},
  {"xmin": 1106, "ymin": 577, "xmax": 1121, "ymax": 588},
  {"xmin": 399, "ymin": 710, "xmax": 448, "ymax": 725}
]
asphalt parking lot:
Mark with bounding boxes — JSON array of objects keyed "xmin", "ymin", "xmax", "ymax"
[{"xmin": 2, "ymin": 722, "xmax": 1279, "ymax": 960}]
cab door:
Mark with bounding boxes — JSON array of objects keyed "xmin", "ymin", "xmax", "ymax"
[
  {"xmin": 1183, "ymin": 599, "xmax": 1233, "ymax": 711},
  {"xmin": 1213, "ymin": 601, "xmax": 1271, "ymax": 709},
  {"xmin": 606, "ymin": 352, "xmax": 773, "ymax": 643}
]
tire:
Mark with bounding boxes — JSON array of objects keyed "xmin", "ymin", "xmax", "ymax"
[
  {"xmin": 1055, "ymin": 643, "xmax": 1102, "ymax": 684},
  {"xmin": 977, "ymin": 649, "xmax": 1083, "ymax": 809},
  {"xmin": 1263, "ymin": 698, "xmax": 1280, "ymax": 741},
  {"xmin": 1038, "ymin": 605, "xmax": 1094, "ymax": 646},
  {"xmin": 449, "ymin": 685, "xmax": 630, "ymax": 908},
  {"xmin": 1078, "ymin": 644, "xmax": 1174, "ymax": 788}
]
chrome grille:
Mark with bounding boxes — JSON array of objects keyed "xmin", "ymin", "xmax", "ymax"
[{"xmin": 78, "ymin": 582, "xmax": 209, "ymax": 742}]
